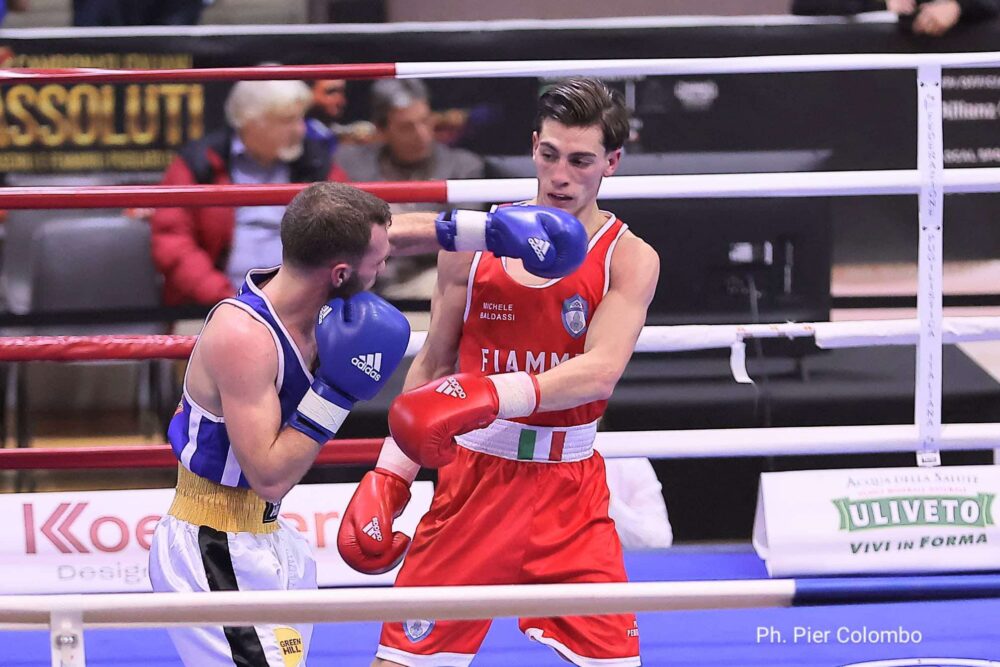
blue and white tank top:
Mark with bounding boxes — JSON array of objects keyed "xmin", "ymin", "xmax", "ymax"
[{"xmin": 167, "ymin": 267, "xmax": 313, "ymax": 488}]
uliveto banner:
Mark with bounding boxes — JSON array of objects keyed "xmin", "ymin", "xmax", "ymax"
[
  {"xmin": 753, "ymin": 465, "xmax": 1000, "ymax": 577},
  {"xmin": 1, "ymin": 482, "xmax": 432, "ymax": 594}
]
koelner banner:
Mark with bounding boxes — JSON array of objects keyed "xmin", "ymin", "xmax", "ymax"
[
  {"xmin": 753, "ymin": 465, "xmax": 999, "ymax": 577},
  {"xmin": 1, "ymin": 482, "xmax": 432, "ymax": 594}
]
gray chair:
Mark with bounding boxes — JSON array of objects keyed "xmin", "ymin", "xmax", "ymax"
[
  {"xmin": 29, "ymin": 217, "xmax": 162, "ymax": 323},
  {"xmin": 6, "ymin": 216, "xmax": 172, "ymax": 456},
  {"xmin": 1, "ymin": 209, "xmax": 120, "ymax": 314}
]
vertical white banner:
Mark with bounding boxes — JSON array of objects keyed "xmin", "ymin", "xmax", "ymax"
[{"xmin": 915, "ymin": 64, "xmax": 944, "ymax": 467}]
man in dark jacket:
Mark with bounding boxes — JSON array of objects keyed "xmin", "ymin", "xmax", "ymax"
[
  {"xmin": 792, "ymin": 0, "xmax": 999, "ymax": 35},
  {"xmin": 334, "ymin": 79, "xmax": 483, "ymax": 299},
  {"xmin": 152, "ymin": 79, "xmax": 348, "ymax": 306}
]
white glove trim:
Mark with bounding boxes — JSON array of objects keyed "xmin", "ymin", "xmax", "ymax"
[
  {"xmin": 376, "ymin": 436, "xmax": 420, "ymax": 483},
  {"xmin": 452, "ymin": 210, "xmax": 489, "ymax": 252},
  {"xmin": 487, "ymin": 371, "xmax": 538, "ymax": 420},
  {"xmin": 296, "ymin": 388, "xmax": 351, "ymax": 436}
]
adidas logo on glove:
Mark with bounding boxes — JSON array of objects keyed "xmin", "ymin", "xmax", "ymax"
[
  {"xmin": 362, "ymin": 517, "xmax": 383, "ymax": 542},
  {"xmin": 527, "ymin": 236, "xmax": 551, "ymax": 262},
  {"xmin": 435, "ymin": 377, "xmax": 467, "ymax": 399},
  {"xmin": 352, "ymin": 353, "xmax": 382, "ymax": 381}
]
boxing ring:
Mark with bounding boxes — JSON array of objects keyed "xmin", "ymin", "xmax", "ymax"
[{"xmin": 1, "ymin": 51, "xmax": 1000, "ymax": 666}]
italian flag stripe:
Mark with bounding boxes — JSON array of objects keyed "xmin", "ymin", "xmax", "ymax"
[
  {"xmin": 549, "ymin": 431, "xmax": 566, "ymax": 462},
  {"xmin": 518, "ymin": 430, "xmax": 536, "ymax": 460}
]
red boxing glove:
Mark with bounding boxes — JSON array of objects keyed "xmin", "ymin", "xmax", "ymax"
[
  {"xmin": 388, "ymin": 372, "xmax": 539, "ymax": 468},
  {"xmin": 337, "ymin": 468, "xmax": 412, "ymax": 574}
]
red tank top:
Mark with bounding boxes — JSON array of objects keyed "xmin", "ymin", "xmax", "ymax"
[{"xmin": 458, "ymin": 212, "xmax": 628, "ymax": 427}]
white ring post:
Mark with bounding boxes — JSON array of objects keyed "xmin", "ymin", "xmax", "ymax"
[
  {"xmin": 50, "ymin": 610, "xmax": 84, "ymax": 667},
  {"xmin": 915, "ymin": 65, "xmax": 944, "ymax": 468}
]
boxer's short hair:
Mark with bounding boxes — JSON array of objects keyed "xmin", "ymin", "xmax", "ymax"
[
  {"xmin": 534, "ymin": 77, "xmax": 630, "ymax": 152},
  {"xmin": 280, "ymin": 182, "xmax": 391, "ymax": 268}
]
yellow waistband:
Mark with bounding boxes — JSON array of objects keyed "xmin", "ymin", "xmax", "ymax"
[{"xmin": 168, "ymin": 465, "xmax": 280, "ymax": 534}]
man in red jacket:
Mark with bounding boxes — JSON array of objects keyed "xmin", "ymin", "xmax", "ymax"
[{"xmin": 151, "ymin": 79, "xmax": 348, "ymax": 306}]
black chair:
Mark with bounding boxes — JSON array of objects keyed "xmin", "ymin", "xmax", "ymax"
[
  {"xmin": 6, "ymin": 216, "xmax": 172, "ymax": 460},
  {"xmin": 0, "ymin": 209, "xmax": 118, "ymax": 454}
]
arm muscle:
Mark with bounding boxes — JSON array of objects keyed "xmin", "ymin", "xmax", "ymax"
[
  {"xmin": 535, "ymin": 234, "xmax": 659, "ymax": 411},
  {"xmin": 199, "ymin": 307, "xmax": 323, "ymax": 502},
  {"xmin": 403, "ymin": 251, "xmax": 472, "ymax": 390}
]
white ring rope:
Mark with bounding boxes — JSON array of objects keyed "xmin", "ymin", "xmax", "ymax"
[
  {"xmin": 0, "ymin": 581, "xmax": 795, "ymax": 630},
  {"xmin": 397, "ymin": 51, "xmax": 1000, "ymax": 78},
  {"xmin": 404, "ymin": 318, "xmax": 1000, "ymax": 357},
  {"xmin": 445, "ymin": 168, "xmax": 1000, "ymax": 203},
  {"xmin": 595, "ymin": 423, "xmax": 1000, "ymax": 459}
]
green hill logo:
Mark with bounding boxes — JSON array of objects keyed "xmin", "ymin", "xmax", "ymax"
[{"xmin": 833, "ymin": 494, "xmax": 994, "ymax": 531}]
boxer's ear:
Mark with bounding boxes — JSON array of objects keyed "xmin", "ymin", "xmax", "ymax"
[
  {"xmin": 331, "ymin": 263, "xmax": 352, "ymax": 287},
  {"xmin": 604, "ymin": 148, "xmax": 622, "ymax": 178}
]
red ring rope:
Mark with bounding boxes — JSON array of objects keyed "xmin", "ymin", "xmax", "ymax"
[
  {"xmin": 0, "ymin": 182, "xmax": 450, "ymax": 209},
  {"xmin": 0, "ymin": 440, "xmax": 384, "ymax": 470},
  {"xmin": 0, "ymin": 63, "xmax": 398, "ymax": 85},
  {"xmin": 0, "ymin": 336, "xmax": 196, "ymax": 361},
  {"xmin": 0, "ymin": 335, "xmax": 386, "ymax": 470}
]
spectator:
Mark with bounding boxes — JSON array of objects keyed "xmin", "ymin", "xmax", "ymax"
[
  {"xmin": 0, "ymin": 0, "xmax": 28, "ymax": 26},
  {"xmin": 151, "ymin": 79, "xmax": 347, "ymax": 306},
  {"xmin": 335, "ymin": 79, "xmax": 484, "ymax": 199},
  {"xmin": 307, "ymin": 78, "xmax": 378, "ymax": 150},
  {"xmin": 336, "ymin": 79, "xmax": 485, "ymax": 298},
  {"xmin": 891, "ymin": 0, "xmax": 999, "ymax": 36},
  {"xmin": 305, "ymin": 79, "xmax": 349, "ymax": 154},
  {"xmin": 791, "ymin": 0, "xmax": 999, "ymax": 35},
  {"xmin": 310, "ymin": 79, "xmax": 348, "ymax": 125},
  {"xmin": 73, "ymin": 0, "xmax": 210, "ymax": 26}
]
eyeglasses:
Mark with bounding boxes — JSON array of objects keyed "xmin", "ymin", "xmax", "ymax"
[{"xmin": 323, "ymin": 86, "xmax": 346, "ymax": 95}]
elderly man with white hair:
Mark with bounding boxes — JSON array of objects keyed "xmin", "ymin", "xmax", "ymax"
[{"xmin": 152, "ymin": 79, "xmax": 348, "ymax": 306}]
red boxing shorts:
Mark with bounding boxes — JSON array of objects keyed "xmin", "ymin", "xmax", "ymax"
[{"xmin": 376, "ymin": 446, "xmax": 640, "ymax": 667}]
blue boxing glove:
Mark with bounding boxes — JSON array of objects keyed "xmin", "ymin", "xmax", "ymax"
[
  {"xmin": 435, "ymin": 205, "xmax": 587, "ymax": 279},
  {"xmin": 289, "ymin": 292, "xmax": 410, "ymax": 445}
]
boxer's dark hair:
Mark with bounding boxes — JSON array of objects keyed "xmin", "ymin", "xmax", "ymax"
[
  {"xmin": 534, "ymin": 77, "xmax": 630, "ymax": 152},
  {"xmin": 281, "ymin": 182, "xmax": 390, "ymax": 268}
]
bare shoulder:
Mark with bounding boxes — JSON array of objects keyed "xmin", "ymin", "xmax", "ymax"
[
  {"xmin": 197, "ymin": 303, "xmax": 278, "ymax": 379},
  {"xmin": 610, "ymin": 231, "xmax": 660, "ymax": 289},
  {"xmin": 436, "ymin": 250, "xmax": 476, "ymax": 288}
]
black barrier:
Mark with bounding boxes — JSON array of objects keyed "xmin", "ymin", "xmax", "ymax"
[{"xmin": 1, "ymin": 19, "xmax": 1000, "ymax": 175}]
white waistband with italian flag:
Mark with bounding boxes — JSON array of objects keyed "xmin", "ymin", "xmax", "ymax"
[{"xmin": 455, "ymin": 418, "xmax": 598, "ymax": 463}]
